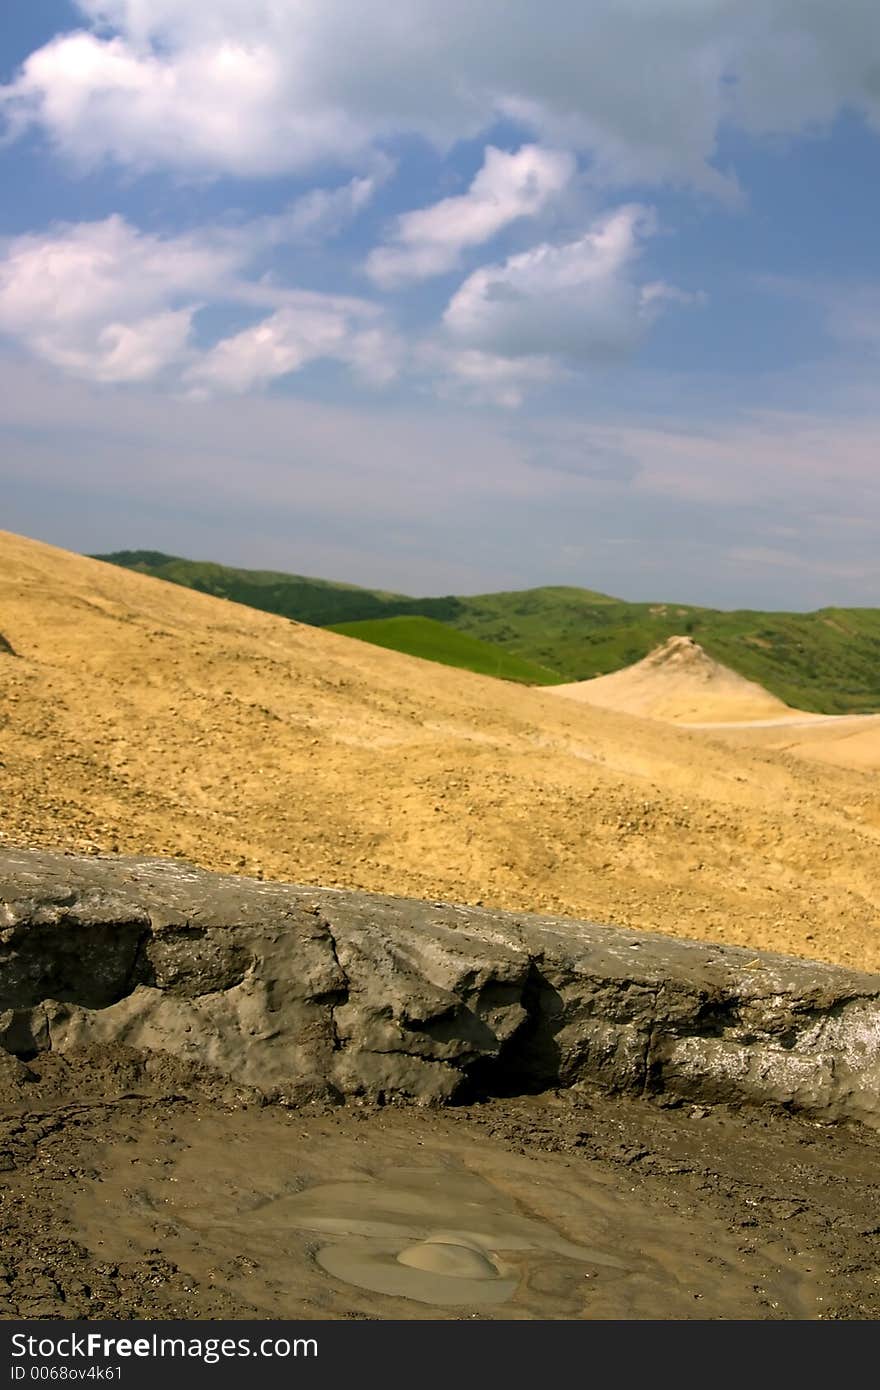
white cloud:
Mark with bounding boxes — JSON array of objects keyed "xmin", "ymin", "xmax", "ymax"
[
  {"xmin": 0, "ymin": 215, "xmax": 237, "ymax": 382},
  {"xmin": 273, "ymin": 175, "xmax": 379, "ymax": 245},
  {"xmin": 365, "ymin": 145, "xmax": 574, "ymax": 287},
  {"xmin": 64, "ymin": 310, "xmax": 195, "ymax": 384},
  {"xmin": 186, "ymin": 296, "xmax": 398, "ymax": 396},
  {"xmin": 0, "ymin": 214, "xmax": 396, "ymax": 391},
  {"xmin": 0, "ymin": 29, "xmax": 362, "ymax": 178},
  {"xmin": 4, "ymin": 2, "xmax": 880, "ymax": 186},
  {"xmin": 427, "ymin": 348, "xmax": 564, "ymax": 409},
  {"xmin": 0, "ymin": 199, "xmax": 691, "ymax": 404},
  {"xmin": 442, "ymin": 205, "xmax": 682, "ymax": 363}
]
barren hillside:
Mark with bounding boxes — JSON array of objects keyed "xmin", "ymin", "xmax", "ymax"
[
  {"xmin": 1, "ymin": 530, "xmax": 878, "ymax": 968},
  {"xmin": 710, "ymin": 715, "xmax": 880, "ymax": 773},
  {"xmin": 548, "ymin": 634, "xmax": 808, "ymax": 723},
  {"xmin": 549, "ymin": 632, "xmax": 880, "ymax": 772}
]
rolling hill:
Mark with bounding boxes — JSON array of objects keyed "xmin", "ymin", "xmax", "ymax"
[
  {"xmin": 448, "ymin": 587, "xmax": 880, "ymax": 715},
  {"xmin": 4, "ymin": 529, "xmax": 880, "ymax": 973},
  {"xmin": 548, "ymin": 636, "xmax": 880, "ymax": 771},
  {"xmin": 92, "ymin": 550, "xmax": 457, "ymax": 627},
  {"xmin": 94, "ymin": 550, "xmax": 880, "ymax": 714}
]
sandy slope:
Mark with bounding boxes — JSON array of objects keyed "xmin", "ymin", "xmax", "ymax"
[
  {"xmin": 548, "ymin": 634, "xmax": 812, "ymax": 723},
  {"xmin": 707, "ymin": 714, "xmax": 880, "ymax": 773},
  {"xmin": 548, "ymin": 633, "xmax": 880, "ymax": 772},
  {"xmin": 1, "ymin": 530, "xmax": 878, "ymax": 969}
]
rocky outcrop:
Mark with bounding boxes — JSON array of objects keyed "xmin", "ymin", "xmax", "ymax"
[{"xmin": 2, "ymin": 847, "xmax": 879, "ymax": 1124}]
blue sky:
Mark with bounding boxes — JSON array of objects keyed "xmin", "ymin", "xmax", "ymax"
[{"xmin": 1, "ymin": 1, "xmax": 879, "ymax": 608}]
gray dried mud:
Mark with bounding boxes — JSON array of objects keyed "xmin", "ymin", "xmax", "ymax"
[
  {"xmin": 1, "ymin": 1053, "xmax": 880, "ymax": 1320},
  {"xmin": 2, "ymin": 850, "xmax": 880, "ymax": 1320},
  {"xmin": 3, "ymin": 848, "xmax": 880, "ymax": 1125}
]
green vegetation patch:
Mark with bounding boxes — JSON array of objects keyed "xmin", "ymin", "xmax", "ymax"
[{"xmin": 327, "ymin": 616, "xmax": 559, "ymax": 684}]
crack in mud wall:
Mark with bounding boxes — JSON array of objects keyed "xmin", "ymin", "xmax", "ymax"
[{"xmin": 2, "ymin": 848, "xmax": 880, "ymax": 1125}]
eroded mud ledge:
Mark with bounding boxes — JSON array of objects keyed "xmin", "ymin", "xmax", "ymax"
[{"xmin": 1, "ymin": 846, "xmax": 878, "ymax": 1125}]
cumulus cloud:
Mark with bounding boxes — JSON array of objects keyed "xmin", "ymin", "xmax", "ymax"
[
  {"xmin": 186, "ymin": 297, "xmax": 398, "ymax": 396},
  {"xmin": 0, "ymin": 214, "xmax": 395, "ymax": 391},
  {"xmin": 4, "ymin": 2, "xmax": 880, "ymax": 186},
  {"xmin": 442, "ymin": 205, "xmax": 685, "ymax": 363},
  {"xmin": 0, "ymin": 215, "xmax": 238, "ymax": 382},
  {"xmin": 365, "ymin": 145, "xmax": 574, "ymax": 287},
  {"xmin": 0, "ymin": 195, "xmax": 692, "ymax": 404},
  {"xmin": 0, "ymin": 183, "xmax": 698, "ymax": 404},
  {"xmin": 0, "ymin": 29, "xmax": 364, "ymax": 178}
]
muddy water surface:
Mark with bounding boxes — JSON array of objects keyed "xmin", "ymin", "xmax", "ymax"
[{"xmin": 69, "ymin": 1104, "xmax": 824, "ymax": 1320}]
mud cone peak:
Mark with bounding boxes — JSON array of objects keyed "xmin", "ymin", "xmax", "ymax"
[
  {"xmin": 643, "ymin": 635, "xmax": 717, "ymax": 670},
  {"xmin": 549, "ymin": 633, "xmax": 803, "ymax": 723}
]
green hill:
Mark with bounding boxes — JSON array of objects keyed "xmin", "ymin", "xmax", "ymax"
[
  {"xmin": 91, "ymin": 550, "xmax": 427, "ymax": 628},
  {"xmin": 328, "ymin": 616, "xmax": 559, "ymax": 684},
  {"xmin": 448, "ymin": 588, "xmax": 880, "ymax": 714},
  {"xmin": 93, "ymin": 551, "xmax": 880, "ymax": 713}
]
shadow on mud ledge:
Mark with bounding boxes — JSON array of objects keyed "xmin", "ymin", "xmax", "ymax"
[
  {"xmin": 2, "ymin": 846, "xmax": 880, "ymax": 1128},
  {"xmin": 463, "ymin": 964, "xmax": 566, "ymax": 1098}
]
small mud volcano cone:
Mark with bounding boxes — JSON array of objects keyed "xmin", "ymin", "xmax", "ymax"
[{"xmin": 548, "ymin": 634, "xmax": 807, "ymax": 724}]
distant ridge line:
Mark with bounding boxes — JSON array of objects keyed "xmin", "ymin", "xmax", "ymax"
[{"xmin": 93, "ymin": 548, "xmax": 880, "ymax": 715}]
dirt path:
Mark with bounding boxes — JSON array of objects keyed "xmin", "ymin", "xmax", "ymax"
[{"xmin": 683, "ymin": 714, "xmax": 873, "ymax": 730}]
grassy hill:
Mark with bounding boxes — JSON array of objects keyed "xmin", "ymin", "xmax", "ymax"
[
  {"xmin": 448, "ymin": 589, "xmax": 880, "ymax": 714},
  {"xmin": 328, "ymin": 616, "xmax": 559, "ymax": 684},
  {"xmin": 91, "ymin": 550, "xmax": 428, "ymax": 628},
  {"xmin": 94, "ymin": 551, "xmax": 880, "ymax": 713}
]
